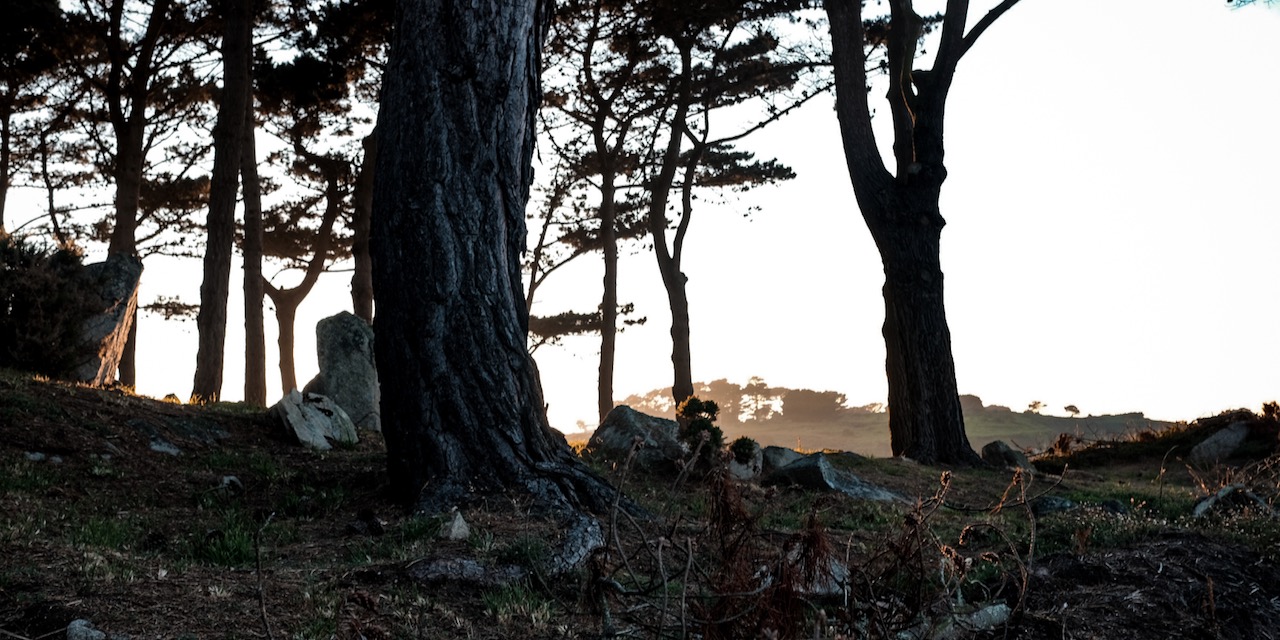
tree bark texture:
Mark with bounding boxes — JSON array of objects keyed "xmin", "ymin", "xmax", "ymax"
[
  {"xmin": 242, "ymin": 95, "xmax": 267, "ymax": 406},
  {"xmin": 373, "ymin": 0, "xmax": 617, "ymax": 513},
  {"xmin": 350, "ymin": 131, "xmax": 376, "ymax": 323},
  {"xmin": 192, "ymin": 0, "xmax": 253, "ymax": 402},
  {"xmin": 825, "ymin": 0, "xmax": 986, "ymax": 464},
  {"xmin": 597, "ymin": 175, "xmax": 618, "ymax": 422}
]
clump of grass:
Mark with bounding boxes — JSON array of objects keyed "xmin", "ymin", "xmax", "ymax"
[
  {"xmin": 482, "ymin": 583, "xmax": 555, "ymax": 630},
  {"xmin": 69, "ymin": 515, "xmax": 137, "ymax": 550}
]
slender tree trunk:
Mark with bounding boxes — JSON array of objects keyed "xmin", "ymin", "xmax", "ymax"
[
  {"xmin": 372, "ymin": 0, "xmax": 617, "ymax": 513},
  {"xmin": 597, "ymin": 175, "xmax": 618, "ymax": 422},
  {"xmin": 242, "ymin": 97, "xmax": 266, "ymax": 406},
  {"xmin": 268, "ymin": 290, "xmax": 299, "ymax": 393},
  {"xmin": 192, "ymin": 0, "xmax": 252, "ymax": 402},
  {"xmin": 350, "ymin": 131, "xmax": 376, "ymax": 323},
  {"xmin": 1, "ymin": 107, "xmax": 10, "ymax": 233}
]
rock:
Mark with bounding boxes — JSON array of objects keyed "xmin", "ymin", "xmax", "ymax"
[
  {"xmin": 761, "ymin": 446, "xmax": 804, "ymax": 475},
  {"xmin": 440, "ymin": 511, "xmax": 470, "ymax": 541},
  {"xmin": 24, "ymin": 451, "xmax": 46, "ymax": 462},
  {"xmin": 545, "ymin": 513, "xmax": 604, "ymax": 576},
  {"xmin": 66, "ymin": 619, "xmax": 106, "ymax": 640},
  {"xmin": 763, "ymin": 453, "xmax": 902, "ymax": 502},
  {"xmin": 1189, "ymin": 421, "xmax": 1249, "ymax": 465},
  {"xmin": 1029, "ymin": 495, "xmax": 1077, "ymax": 517},
  {"xmin": 302, "ymin": 312, "xmax": 380, "ymax": 432},
  {"xmin": 586, "ymin": 406, "xmax": 687, "ymax": 473},
  {"xmin": 149, "ymin": 437, "xmax": 181, "ymax": 456},
  {"xmin": 270, "ymin": 389, "xmax": 358, "ymax": 451},
  {"xmin": 727, "ymin": 440, "xmax": 763, "ymax": 480},
  {"xmin": 1192, "ymin": 484, "xmax": 1274, "ymax": 518},
  {"xmin": 72, "ymin": 254, "xmax": 143, "ymax": 386},
  {"xmin": 406, "ymin": 556, "xmax": 526, "ymax": 588},
  {"xmin": 981, "ymin": 440, "xmax": 1032, "ymax": 472}
]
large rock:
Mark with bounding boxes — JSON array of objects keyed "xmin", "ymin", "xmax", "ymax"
[
  {"xmin": 1189, "ymin": 421, "xmax": 1249, "ymax": 465},
  {"xmin": 981, "ymin": 440, "xmax": 1033, "ymax": 472},
  {"xmin": 270, "ymin": 389, "xmax": 358, "ymax": 450},
  {"xmin": 303, "ymin": 311, "xmax": 380, "ymax": 432},
  {"xmin": 761, "ymin": 446, "xmax": 804, "ymax": 475},
  {"xmin": 763, "ymin": 453, "xmax": 902, "ymax": 502},
  {"xmin": 72, "ymin": 254, "xmax": 142, "ymax": 386},
  {"xmin": 727, "ymin": 439, "xmax": 763, "ymax": 480},
  {"xmin": 586, "ymin": 406, "xmax": 687, "ymax": 473}
]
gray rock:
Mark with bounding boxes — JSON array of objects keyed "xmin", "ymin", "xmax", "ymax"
[
  {"xmin": 440, "ymin": 511, "xmax": 471, "ymax": 541},
  {"xmin": 302, "ymin": 312, "xmax": 380, "ymax": 432},
  {"xmin": 72, "ymin": 255, "xmax": 143, "ymax": 386},
  {"xmin": 545, "ymin": 513, "xmax": 604, "ymax": 576},
  {"xmin": 764, "ymin": 453, "xmax": 902, "ymax": 502},
  {"xmin": 24, "ymin": 451, "xmax": 46, "ymax": 462},
  {"xmin": 981, "ymin": 440, "xmax": 1032, "ymax": 472},
  {"xmin": 586, "ymin": 406, "xmax": 687, "ymax": 473},
  {"xmin": 1030, "ymin": 495, "xmax": 1077, "ymax": 517},
  {"xmin": 1192, "ymin": 483, "xmax": 1274, "ymax": 518},
  {"xmin": 761, "ymin": 446, "xmax": 804, "ymax": 475},
  {"xmin": 1189, "ymin": 421, "xmax": 1249, "ymax": 465},
  {"xmin": 66, "ymin": 619, "xmax": 105, "ymax": 640},
  {"xmin": 727, "ymin": 440, "xmax": 763, "ymax": 480},
  {"xmin": 406, "ymin": 556, "xmax": 526, "ymax": 588},
  {"xmin": 149, "ymin": 437, "xmax": 181, "ymax": 456},
  {"xmin": 270, "ymin": 389, "xmax": 358, "ymax": 450}
]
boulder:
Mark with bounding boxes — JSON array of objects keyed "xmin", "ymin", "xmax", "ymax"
[
  {"xmin": 761, "ymin": 446, "xmax": 804, "ymax": 474},
  {"xmin": 586, "ymin": 406, "xmax": 687, "ymax": 473},
  {"xmin": 763, "ymin": 453, "xmax": 902, "ymax": 502},
  {"xmin": 270, "ymin": 389, "xmax": 358, "ymax": 450},
  {"xmin": 303, "ymin": 312, "xmax": 380, "ymax": 432},
  {"xmin": 440, "ymin": 511, "xmax": 471, "ymax": 541},
  {"xmin": 1189, "ymin": 421, "xmax": 1249, "ymax": 465},
  {"xmin": 72, "ymin": 254, "xmax": 142, "ymax": 386},
  {"xmin": 1029, "ymin": 495, "xmax": 1077, "ymax": 517},
  {"xmin": 981, "ymin": 440, "xmax": 1033, "ymax": 472}
]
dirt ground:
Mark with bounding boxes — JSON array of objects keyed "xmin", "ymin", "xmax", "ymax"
[{"xmin": 2, "ymin": 372, "xmax": 1278, "ymax": 639}]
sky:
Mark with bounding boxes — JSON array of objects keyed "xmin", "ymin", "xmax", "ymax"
[{"xmin": 11, "ymin": 0, "xmax": 1279, "ymax": 435}]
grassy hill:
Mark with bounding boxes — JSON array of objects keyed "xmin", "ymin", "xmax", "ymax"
[{"xmin": 719, "ymin": 409, "xmax": 1177, "ymax": 457}]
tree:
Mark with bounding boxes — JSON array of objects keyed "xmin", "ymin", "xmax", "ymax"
[
  {"xmin": 1065, "ymin": 404, "xmax": 1080, "ymax": 418},
  {"xmin": 372, "ymin": 0, "xmax": 616, "ymax": 512},
  {"xmin": 823, "ymin": 0, "xmax": 1021, "ymax": 464},
  {"xmin": 191, "ymin": 0, "xmax": 254, "ymax": 402},
  {"xmin": 780, "ymin": 388, "xmax": 849, "ymax": 423},
  {"xmin": 1027, "ymin": 400, "xmax": 1044, "ymax": 414}
]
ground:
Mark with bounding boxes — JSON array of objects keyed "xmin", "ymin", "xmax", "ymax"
[{"xmin": 1, "ymin": 369, "xmax": 1278, "ymax": 639}]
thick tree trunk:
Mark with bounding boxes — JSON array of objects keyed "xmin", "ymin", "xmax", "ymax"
[
  {"xmin": 350, "ymin": 132, "xmax": 376, "ymax": 323},
  {"xmin": 1, "ymin": 108, "xmax": 10, "ymax": 233},
  {"xmin": 192, "ymin": 0, "xmax": 252, "ymax": 402},
  {"xmin": 865, "ymin": 200, "xmax": 979, "ymax": 465},
  {"xmin": 665, "ymin": 274, "xmax": 694, "ymax": 407},
  {"xmin": 242, "ymin": 97, "xmax": 267, "ymax": 406},
  {"xmin": 597, "ymin": 176, "xmax": 618, "ymax": 422},
  {"xmin": 372, "ymin": 0, "xmax": 617, "ymax": 514}
]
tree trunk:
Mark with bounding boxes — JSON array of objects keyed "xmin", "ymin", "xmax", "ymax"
[
  {"xmin": 242, "ymin": 94, "xmax": 266, "ymax": 406},
  {"xmin": 1, "ymin": 107, "xmax": 10, "ymax": 233},
  {"xmin": 350, "ymin": 131, "xmax": 376, "ymax": 323},
  {"xmin": 597, "ymin": 175, "xmax": 618, "ymax": 422},
  {"xmin": 192, "ymin": 0, "xmax": 252, "ymax": 402},
  {"xmin": 268, "ymin": 289, "xmax": 299, "ymax": 393},
  {"xmin": 372, "ymin": 0, "xmax": 618, "ymax": 514},
  {"xmin": 865, "ymin": 197, "xmax": 979, "ymax": 464}
]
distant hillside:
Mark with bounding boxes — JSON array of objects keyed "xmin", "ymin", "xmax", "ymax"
[{"xmin": 604, "ymin": 381, "xmax": 1178, "ymax": 457}]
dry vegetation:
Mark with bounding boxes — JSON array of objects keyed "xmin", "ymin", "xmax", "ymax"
[{"xmin": 2, "ymin": 368, "xmax": 1279, "ymax": 639}]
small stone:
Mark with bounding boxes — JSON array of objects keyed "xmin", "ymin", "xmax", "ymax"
[
  {"xmin": 1030, "ymin": 495, "xmax": 1077, "ymax": 517},
  {"xmin": 218, "ymin": 476, "xmax": 243, "ymax": 495},
  {"xmin": 66, "ymin": 619, "xmax": 106, "ymax": 640},
  {"xmin": 24, "ymin": 451, "xmax": 46, "ymax": 462},
  {"xmin": 439, "ymin": 511, "xmax": 470, "ymax": 541},
  {"xmin": 149, "ymin": 437, "xmax": 181, "ymax": 456}
]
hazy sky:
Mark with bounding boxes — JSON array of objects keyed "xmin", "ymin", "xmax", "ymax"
[{"xmin": 12, "ymin": 0, "xmax": 1278, "ymax": 435}]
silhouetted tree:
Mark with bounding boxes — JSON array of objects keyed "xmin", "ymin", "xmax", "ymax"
[
  {"xmin": 824, "ymin": 0, "xmax": 1020, "ymax": 464},
  {"xmin": 780, "ymin": 388, "xmax": 848, "ymax": 423},
  {"xmin": 372, "ymin": 0, "xmax": 617, "ymax": 512},
  {"xmin": 1065, "ymin": 404, "xmax": 1080, "ymax": 418}
]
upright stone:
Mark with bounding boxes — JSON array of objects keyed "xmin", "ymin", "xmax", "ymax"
[
  {"xmin": 303, "ymin": 311, "xmax": 380, "ymax": 432},
  {"xmin": 73, "ymin": 254, "xmax": 143, "ymax": 386}
]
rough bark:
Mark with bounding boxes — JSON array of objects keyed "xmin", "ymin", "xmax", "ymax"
[
  {"xmin": 242, "ymin": 94, "xmax": 266, "ymax": 406},
  {"xmin": 597, "ymin": 174, "xmax": 618, "ymax": 422},
  {"xmin": 372, "ymin": 0, "xmax": 619, "ymax": 514},
  {"xmin": 192, "ymin": 0, "xmax": 253, "ymax": 402},
  {"xmin": 1, "ymin": 107, "xmax": 9, "ymax": 232},
  {"xmin": 350, "ymin": 131, "xmax": 375, "ymax": 323},
  {"xmin": 824, "ymin": 0, "xmax": 1013, "ymax": 465}
]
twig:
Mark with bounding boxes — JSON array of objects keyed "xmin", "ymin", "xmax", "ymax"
[{"xmin": 255, "ymin": 511, "xmax": 277, "ymax": 640}]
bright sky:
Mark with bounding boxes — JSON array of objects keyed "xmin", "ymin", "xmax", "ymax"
[{"xmin": 12, "ymin": 0, "xmax": 1278, "ymax": 433}]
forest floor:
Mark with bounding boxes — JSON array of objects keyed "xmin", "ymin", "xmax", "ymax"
[{"xmin": 2, "ymin": 368, "xmax": 1279, "ymax": 639}]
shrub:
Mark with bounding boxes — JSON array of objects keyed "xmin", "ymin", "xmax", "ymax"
[
  {"xmin": 0, "ymin": 234, "xmax": 101, "ymax": 378},
  {"xmin": 729, "ymin": 436, "xmax": 758, "ymax": 465},
  {"xmin": 677, "ymin": 396, "xmax": 723, "ymax": 464}
]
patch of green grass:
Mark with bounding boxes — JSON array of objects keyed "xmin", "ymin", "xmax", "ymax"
[
  {"xmin": 496, "ymin": 535, "xmax": 551, "ymax": 571},
  {"xmin": 69, "ymin": 516, "xmax": 137, "ymax": 550},
  {"xmin": 482, "ymin": 583, "xmax": 555, "ymax": 630},
  {"xmin": 200, "ymin": 450, "xmax": 290, "ymax": 482},
  {"xmin": 181, "ymin": 509, "xmax": 260, "ymax": 567},
  {"xmin": 0, "ymin": 460, "xmax": 58, "ymax": 493},
  {"xmin": 276, "ymin": 484, "xmax": 350, "ymax": 518}
]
